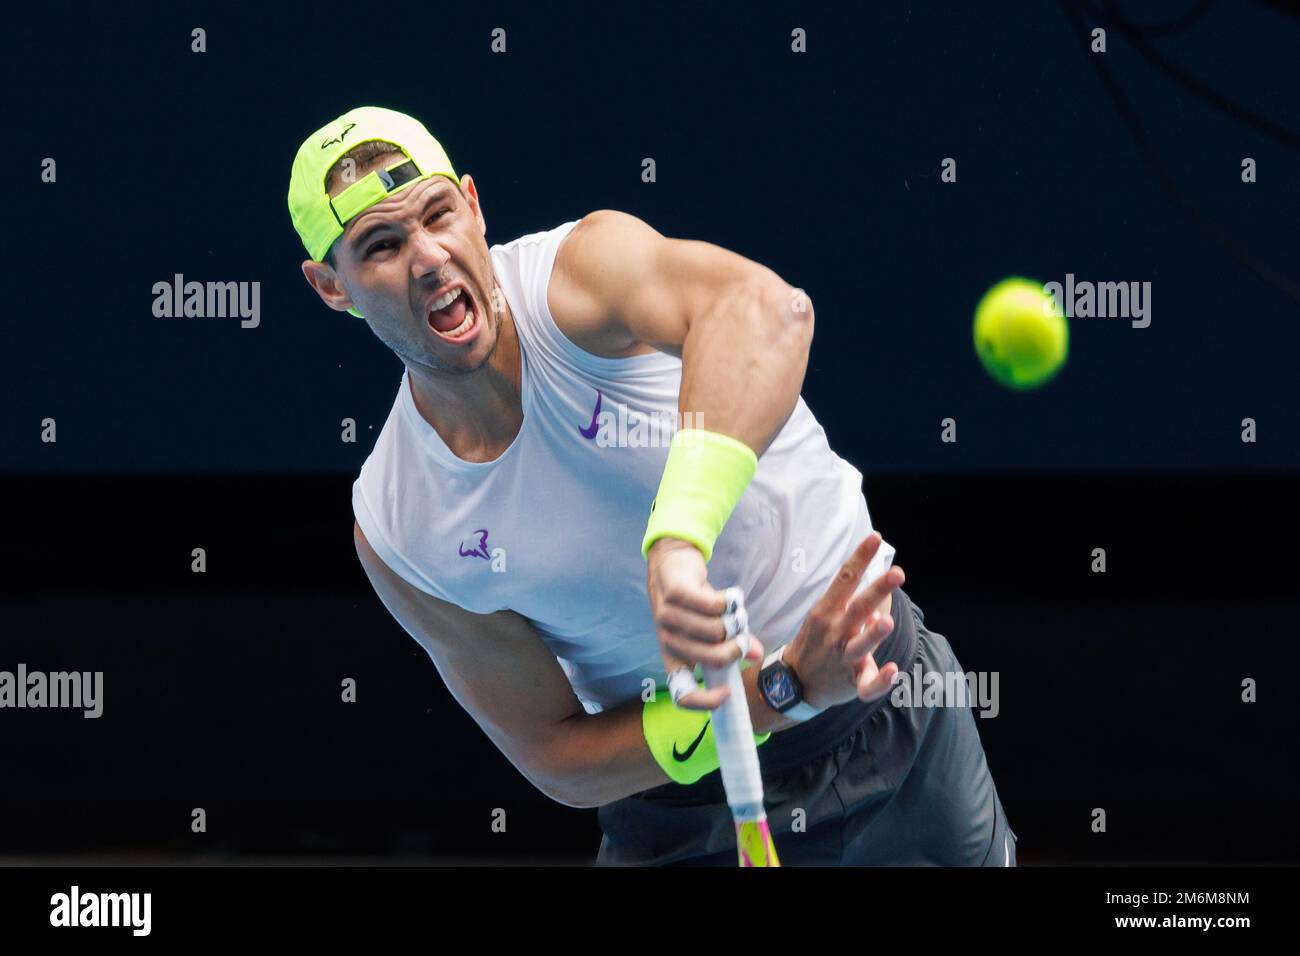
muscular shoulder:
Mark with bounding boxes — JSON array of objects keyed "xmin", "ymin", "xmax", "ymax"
[
  {"xmin": 547, "ymin": 210, "xmax": 777, "ymax": 360},
  {"xmin": 546, "ymin": 210, "xmax": 661, "ymax": 359}
]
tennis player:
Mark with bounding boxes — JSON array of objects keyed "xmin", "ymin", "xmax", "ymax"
[{"xmin": 289, "ymin": 106, "xmax": 1016, "ymax": 866}]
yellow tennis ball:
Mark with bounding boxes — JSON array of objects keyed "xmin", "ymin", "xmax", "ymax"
[{"xmin": 973, "ymin": 277, "xmax": 1069, "ymax": 390}]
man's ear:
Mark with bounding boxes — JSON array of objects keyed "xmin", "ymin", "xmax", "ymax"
[
  {"xmin": 301, "ymin": 259, "xmax": 358, "ymax": 314},
  {"xmin": 459, "ymin": 174, "xmax": 487, "ymax": 236}
]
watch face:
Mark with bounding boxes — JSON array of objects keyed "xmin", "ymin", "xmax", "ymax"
[{"xmin": 763, "ymin": 666, "xmax": 799, "ymax": 709}]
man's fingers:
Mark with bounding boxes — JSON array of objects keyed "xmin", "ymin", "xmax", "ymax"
[
  {"xmin": 842, "ymin": 611, "xmax": 895, "ymax": 662},
  {"xmin": 857, "ymin": 660, "xmax": 898, "ymax": 703},
  {"xmin": 843, "ymin": 565, "xmax": 905, "ymax": 635},
  {"xmin": 661, "ymin": 631, "xmax": 752, "ymax": 669},
  {"xmin": 656, "ymin": 605, "xmax": 728, "ymax": 644},
  {"xmin": 673, "ymin": 685, "xmax": 730, "ymax": 711},
  {"xmin": 819, "ymin": 533, "xmax": 885, "ymax": 614},
  {"xmin": 660, "ymin": 581, "xmax": 728, "ymax": 617}
]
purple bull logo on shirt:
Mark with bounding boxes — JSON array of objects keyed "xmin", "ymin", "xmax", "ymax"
[
  {"xmin": 457, "ymin": 529, "xmax": 507, "ymax": 571},
  {"xmin": 458, "ymin": 529, "xmax": 492, "ymax": 559}
]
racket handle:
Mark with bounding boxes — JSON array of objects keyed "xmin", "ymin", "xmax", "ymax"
[{"xmin": 701, "ymin": 657, "xmax": 765, "ymax": 822}]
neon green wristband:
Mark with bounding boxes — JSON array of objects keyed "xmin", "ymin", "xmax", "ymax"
[
  {"xmin": 642, "ymin": 429, "xmax": 758, "ymax": 562},
  {"xmin": 643, "ymin": 685, "xmax": 771, "ymax": 786}
]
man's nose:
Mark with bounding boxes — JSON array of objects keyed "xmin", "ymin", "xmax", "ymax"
[{"xmin": 409, "ymin": 228, "xmax": 451, "ymax": 276}]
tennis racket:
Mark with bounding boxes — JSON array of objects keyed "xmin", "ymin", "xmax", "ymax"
[{"xmin": 700, "ymin": 587, "xmax": 780, "ymax": 867}]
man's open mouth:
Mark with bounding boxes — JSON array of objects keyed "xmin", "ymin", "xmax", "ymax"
[{"xmin": 427, "ymin": 287, "xmax": 476, "ymax": 340}]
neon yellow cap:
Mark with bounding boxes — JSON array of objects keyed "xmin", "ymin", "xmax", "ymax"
[{"xmin": 287, "ymin": 105, "xmax": 460, "ymax": 264}]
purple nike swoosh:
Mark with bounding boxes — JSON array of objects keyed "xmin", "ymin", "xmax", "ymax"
[{"xmin": 578, "ymin": 390, "xmax": 603, "ymax": 440}]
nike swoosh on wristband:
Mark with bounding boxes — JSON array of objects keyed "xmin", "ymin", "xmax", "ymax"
[
  {"xmin": 672, "ymin": 720, "xmax": 710, "ymax": 762},
  {"xmin": 578, "ymin": 390, "xmax": 603, "ymax": 439}
]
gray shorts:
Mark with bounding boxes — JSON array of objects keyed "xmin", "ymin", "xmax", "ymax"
[{"xmin": 595, "ymin": 588, "xmax": 1017, "ymax": 866}]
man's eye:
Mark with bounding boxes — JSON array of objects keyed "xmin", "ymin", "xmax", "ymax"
[{"xmin": 364, "ymin": 210, "xmax": 449, "ymax": 257}]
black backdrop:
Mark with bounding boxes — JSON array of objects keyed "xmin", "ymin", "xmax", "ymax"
[{"xmin": 3, "ymin": 1, "xmax": 1298, "ymax": 863}]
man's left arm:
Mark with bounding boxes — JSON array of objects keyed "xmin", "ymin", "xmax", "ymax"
[{"xmin": 550, "ymin": 209, "xmax": 814, "ymax": 456}]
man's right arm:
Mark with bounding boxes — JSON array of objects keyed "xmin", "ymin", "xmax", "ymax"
[
  {"xmin": 356, "ymin": 520, "xmax": 902, "ymax": 807},
  {"xmin": 355, "ymin": 521, "xmax": 688, "ymax": 807}
]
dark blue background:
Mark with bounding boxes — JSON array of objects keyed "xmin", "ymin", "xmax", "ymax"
[
  {"xmin": 8, "ymin": 0, "xmax": 1298, "ymax": 474},
  {"xmin": 4, "ymin": 1, "xmax": 1299, "ymax": 864}
]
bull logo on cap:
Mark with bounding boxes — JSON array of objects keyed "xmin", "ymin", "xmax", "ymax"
[{"xmin": 320, "ymin": 122, "xmax": 357, "ymax": 150}]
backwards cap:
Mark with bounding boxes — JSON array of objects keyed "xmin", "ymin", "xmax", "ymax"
[{"xmin": 288, "ymin": 105, "xmax": 460, "ymax": 264}]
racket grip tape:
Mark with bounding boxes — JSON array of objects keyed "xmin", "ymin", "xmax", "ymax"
[{"xmin": 701, "ymin": 588, "xmax": 766, "ymax": 822}]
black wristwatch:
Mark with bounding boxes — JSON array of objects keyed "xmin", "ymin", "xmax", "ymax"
[{"xmin": 758, "ymin": 644, "xmax": 822, "ymax": 722}]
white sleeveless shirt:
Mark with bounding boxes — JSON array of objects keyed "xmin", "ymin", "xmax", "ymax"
[{"xmin": 352, "ymin": 220, "xmax": 895, "ymax": 714}]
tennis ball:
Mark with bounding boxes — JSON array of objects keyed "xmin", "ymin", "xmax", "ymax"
[{"xmin": 972, "ymin": 277, "xmax": 1069, "ymax": 390}]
